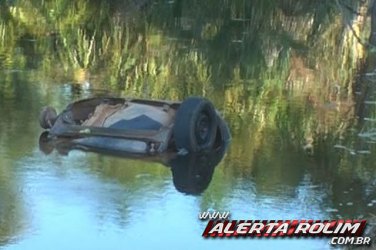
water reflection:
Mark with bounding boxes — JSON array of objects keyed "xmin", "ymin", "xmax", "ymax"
[
  {"xmin": 38, "ymin": 131, "xmax": 229, "ymax": 195},
  {"xmin": 0, "ymin": 166, "xmax": 26, "ymax": 247}
]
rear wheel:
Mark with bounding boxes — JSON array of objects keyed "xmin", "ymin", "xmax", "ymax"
[
  {"xmin": 39, "ymin": 106, "xmax": 57, "ymax": 129},
  {"xmin": 173, "ymin": 97, "xmax": 218, "ymax": 152}
]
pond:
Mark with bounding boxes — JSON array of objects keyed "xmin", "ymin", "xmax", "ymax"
[{"xmin": 0, "ymin": 1, "xmax": 375, "ymax": 249}]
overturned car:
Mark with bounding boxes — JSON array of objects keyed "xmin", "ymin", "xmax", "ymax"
[{"xmin": 39, "ymin": 96, "xmax": 231, "ymax": 155}]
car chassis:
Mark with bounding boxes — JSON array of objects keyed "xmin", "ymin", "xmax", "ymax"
[{"xmin": 39, "ymin": 96, "xmax": 231, "ymax": 155}]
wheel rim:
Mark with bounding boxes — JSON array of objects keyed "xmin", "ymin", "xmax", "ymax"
[{"xmin": 195, "ymin": 113, "xmax": 211, "ymax": 144}]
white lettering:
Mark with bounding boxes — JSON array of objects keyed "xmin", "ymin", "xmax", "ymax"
[
  {"xmin": 236, "ymin": 222, "xmax": 251, "ymax": 234},
  {"xmin": 330, "ymin": 237, "xmax": 371, "ymax": 245},
  {"xmin": 309, "ymin": 223, "xmax": 325, "ymax": 234},
  {"xmin": 340, "ymin": 223, "xmax": 361, "ymax": 234},
  {"xmin": 274, "ymin": 223, "xmax": 289, "ymax": 234},
  {"xmin": 208, "ymin": 222, "xmax": 224, "ymax": 234},
  {"xmin": 331, "ymin": 237, "xmax": 338, "ymax": 245},
  {"xmin": 224, "ymin": 222, "xmax": 235, "ymax": 233},
  {"xmin": 248, "ymin": 223, "xmax": 264, "ymax": 234},
  {"xmin": 322, "ymin": 223, "xmax": 334, "ymax": 234},
  {"xmin": 363, "ymin": 237, "xmax": 371, "ymax": 245},
  {"xmin": 295, "ymin": 223, "xmax": 310, "ymax": 234},
  {"xmin": 198, "ymin": 211, "xmax": 231, "ymax": 220},
  {"xmin": 265, "ymin": 223, "xmax": 278, "ymax": 234},
  {"xmin": 344, "ymin": 237, "xmax": 354, "ymax": 244}
]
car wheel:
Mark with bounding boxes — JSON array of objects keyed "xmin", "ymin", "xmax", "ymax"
[
  {"xmin": 173, "ymin": 97, "xmax": 218, "ymax": 152},
  {"xmin": 39, "ymin": 106, "xmax": 57, "ymax": 129}
]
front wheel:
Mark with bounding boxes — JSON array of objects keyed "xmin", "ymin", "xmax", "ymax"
[{"xmin": 173, "ymin": 97, "xmax": 218, "ymax": 152}]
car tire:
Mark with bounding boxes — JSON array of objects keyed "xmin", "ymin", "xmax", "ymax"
[
  {"xmin": 173, "ymin": 97, "xmax": 218, "ymax": 152},
  {"xmin": 39, "ymin": 106, "xmax": 57, "ymax": 129}
]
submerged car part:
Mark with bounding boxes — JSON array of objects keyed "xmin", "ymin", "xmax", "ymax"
[
  {"xmin": 39, "ymin": 96, "xmax": 231, "ymax": 154},
  {"xmin": 39, "ymin": 131, "xmax": 229, "ymax": 195}
]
